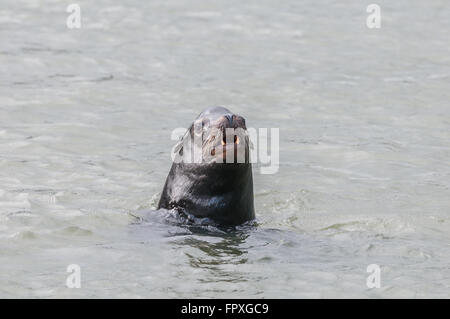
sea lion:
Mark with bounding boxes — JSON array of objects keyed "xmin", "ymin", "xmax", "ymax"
[{"xmin": 158, "ymin": 106, "xmax": 255, "ymax": 225}]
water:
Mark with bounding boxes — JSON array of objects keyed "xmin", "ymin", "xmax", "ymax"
[{"xmin": 1, "ymin": 0, "xmax": 449, "ymax": 298}]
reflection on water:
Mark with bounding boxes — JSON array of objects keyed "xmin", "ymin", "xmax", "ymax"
[
  {"xmin": 176, "ymin": 230, "xmax": 250, "ymax": 283},
  {"xmin": 134, "ymin": 209, "xmax": 253, "ymax": 282}
]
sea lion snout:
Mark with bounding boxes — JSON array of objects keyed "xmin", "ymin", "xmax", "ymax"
[{"xmin": 176, "ymin": 106, "xmax": 250, "ymax": 164}]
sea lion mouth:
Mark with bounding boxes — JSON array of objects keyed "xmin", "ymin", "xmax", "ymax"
[{"xmin": 221, "ymin": 133, "xmax": 239, "ymax": 145}]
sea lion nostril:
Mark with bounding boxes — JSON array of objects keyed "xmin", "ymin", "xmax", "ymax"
[{"xmin": 225, "ymin": 114, "xmax": 233, "ymax": 127}]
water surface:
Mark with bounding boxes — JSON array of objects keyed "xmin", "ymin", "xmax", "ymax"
[{"xmin": 0, "ymin": 0, "xmax": 449, "ymax": 298}]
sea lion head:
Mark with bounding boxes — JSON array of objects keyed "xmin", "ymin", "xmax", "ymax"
[{"xmin": 174, "ymin": 106, "xmax": 250, "ymax": 164}]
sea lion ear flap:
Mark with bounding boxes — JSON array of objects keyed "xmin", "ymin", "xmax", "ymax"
[
  {"xmin": 173, "ymin": 138, "xmax": 183, "ymax": 156},
  {"xmin": 174, "ymin": 125, "xmax": 192, "ymax": 157}
]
